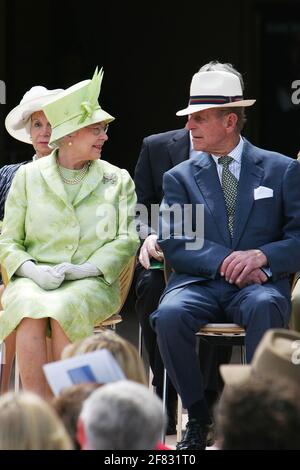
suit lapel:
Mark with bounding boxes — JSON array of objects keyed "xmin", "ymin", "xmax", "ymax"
[
  {"xmin": 232, "ymin": 141, "xmax": 264, "ymax": 247},
  {"xmin": 167, "ymin": 129, "xmax": 190, "ymax": 166},
  {"xmin": 193, "ymin": 153, "xmax": 231, "ymax": 245},
  {"xmin": 73, "ymin": 160, "xmax": 103, "ymax": 206},
  {"xmin": 39, "ymin": 152, "xmax": 71, "ymax": 208},
  {"xmin": 39, "ymin": 153, "xmax": 104, "ymax": 208}
]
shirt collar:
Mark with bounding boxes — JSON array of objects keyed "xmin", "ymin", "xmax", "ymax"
[{"xmin": 211, "ymin": 136, "xmax": 244, "ymax": 165}]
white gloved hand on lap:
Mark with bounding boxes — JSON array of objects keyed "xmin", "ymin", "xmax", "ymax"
[
  {"xmin": 16, "ymin": 260, "xmax": 65, "ymax": 290},
  {"xmin": 53, "ymin": 262, "xmax": 101, "ymax": 280}
]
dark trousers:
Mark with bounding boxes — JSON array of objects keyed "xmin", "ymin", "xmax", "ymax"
[
  {"xmin": 135, "ymin": 266, "xmax": 176, "ymax": 399},
  {"xmin": 135, "ymin": 265, "xmax": 232, "ymax": 412},
  {"xmin": 151, "ymin": 277, "xmax": 290, "ymax": 410}
]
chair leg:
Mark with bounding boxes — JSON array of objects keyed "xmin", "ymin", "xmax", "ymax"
[
  {"xmin": 177, "ymin": 394, "xmax": 183, "ymax": 441},
  {"xmin": 0, "ymin": 342, "xmax": 6, "ymax": 393},
  {"xmin": 161, "ymin": 367, "xmax": 167, "ymax": 443},
  {"xmin": 241, "ymin": 344, "xmax": 247, "ymax": 364},
  {"xmin": 138, "ymin": 324, "xmax": 143, "ymax": 357},
  {"xmin": 14, "ymin": 353, "xmax": 20, "ymax": 392},
  {"xmin": 148, "ymin": 368, "xmax": 154, "ymax": 391}
]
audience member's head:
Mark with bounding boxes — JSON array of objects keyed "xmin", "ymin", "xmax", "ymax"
[
  {"xmin": 0, "ymin": 391, "xmax": 73, "ymax": 449},
  {"xmin": 216, "ymin": 381, "xmax": 300, "ymax": 450},
  {"xmin": 52, "ymin": 383, "xmax": 100, "ymax": 449},
  {"xmin": 78, "ymin": 380, "xmax": 166, "ymax": 450},
  {"xmin": 220, "ymin": 328, "xmax": 300, "ymax": 389},
  {"xmin": 62, "ymin": 330, "xmax": 147, "ymax": 385}
]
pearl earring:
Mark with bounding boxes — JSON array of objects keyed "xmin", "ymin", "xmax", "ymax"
[{"xmin": 68, "ymin": 141, "xmax": 72, "ymax": 147}]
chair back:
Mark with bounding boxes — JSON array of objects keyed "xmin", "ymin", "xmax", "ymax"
[
  {"xmin": 94, "ymin": 256, "xmax": 136, "ymax": 329},
  {"xmin": 0, "ymin": 265, "xmax": 8, "ymax": 287},
  {"xmin": 116, "ymin": 256, "xmax": 136, "ymax": 314}
]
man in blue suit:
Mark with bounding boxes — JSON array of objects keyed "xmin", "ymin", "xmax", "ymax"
[
  {"xmin": 151, "ymin": 66, "xmax": 300, "ymax": 450},
  {"xmin": 135, "ymin": 63, "xmax": 242, "ymax": 439}
]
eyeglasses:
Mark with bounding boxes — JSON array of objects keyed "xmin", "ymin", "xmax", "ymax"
[{"xmin": 88, "ymin": 124, "xmax": 109, "ymax": 136}]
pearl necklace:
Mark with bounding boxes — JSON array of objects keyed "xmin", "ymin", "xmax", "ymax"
[{"xmin": 57, "ymin": 162, "xmax": 90, "ymax": 185}]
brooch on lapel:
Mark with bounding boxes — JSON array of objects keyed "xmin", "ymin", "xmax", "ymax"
[{"xmin": 103, "ymin": 173, "xmax": 118, "ymax": 185}]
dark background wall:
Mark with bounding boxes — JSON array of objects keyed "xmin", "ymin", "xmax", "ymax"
[{"xmin": 1, "ymin": 0, "xmax": 300, "ymax": 175}]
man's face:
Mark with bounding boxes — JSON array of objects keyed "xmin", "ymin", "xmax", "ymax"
[{"xmin": 186, "ymin": 108, "xmax": 229, "ymax": 154}]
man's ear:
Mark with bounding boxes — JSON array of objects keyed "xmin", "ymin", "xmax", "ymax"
[
  {"xmin": 225, "ymin": 112, "xmax": 238, "ymax": 133},
  {"xmin": 77, "ymin": 417, "xmax": 87, "ymax": 450}
]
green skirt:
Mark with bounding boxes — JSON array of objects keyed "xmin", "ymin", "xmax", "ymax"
[{"xmin": 0, "ymin": 276, "xmax": 120, "ymax": 342}]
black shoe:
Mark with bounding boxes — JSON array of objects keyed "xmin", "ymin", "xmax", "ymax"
[{"xmin": 176, "ymin": 419, "xmax": 208, "ymax": 450}]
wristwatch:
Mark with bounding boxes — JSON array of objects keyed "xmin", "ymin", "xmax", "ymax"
[{"xmin": 261, "ymin": 266, "xmax": 272, "ymax": 279}]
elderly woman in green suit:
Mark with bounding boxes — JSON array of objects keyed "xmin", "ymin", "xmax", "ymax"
[{"xmin": 0, "ymin": 68, "xmax": 139, "ymax": 398}]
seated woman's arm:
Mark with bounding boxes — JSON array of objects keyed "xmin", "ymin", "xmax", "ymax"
[
  {"xmin": 82, "ymin": 169, "xmax": 139, "ymax": 285},
  {"xmin": 0, "ymin": 167, "xmax": 64, "ymax": 290},
  {"xmin": 0, "ymin": 166, "xmax": 36, "ymax": 281}
]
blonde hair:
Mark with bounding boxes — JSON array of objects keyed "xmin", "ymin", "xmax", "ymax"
[
  {"xmin": 62, "ymin": 330, "xmax": 147, "ymax": 385},
  {"xmin": 0, "ymin": 392, "xmax": 73, "ymax": 450}
]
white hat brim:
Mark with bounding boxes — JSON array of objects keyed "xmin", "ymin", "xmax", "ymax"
[
  {"xmin": 220, "ymin": 364, "xmax": 252, "ymax": 386},
  {"xmin": 176, "ymin": 99, "xmax": 256, "ymax": 116},
  {"xmin": 5, "ymin": 90, "xmax": 63, "ymax": 144}
]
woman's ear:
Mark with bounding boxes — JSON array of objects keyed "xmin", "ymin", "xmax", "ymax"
[
  {"xmin": 66, "ymin": 131, "xmax": 79, "ymax": 139},
  {"xmin": 62, "ymin": 131, "xmax": 79, "ymax": 147}
]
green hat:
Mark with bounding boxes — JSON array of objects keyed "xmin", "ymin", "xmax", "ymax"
[{"xmin": 42, "ymin": 67, "xmax": 115, "ymax": 147}]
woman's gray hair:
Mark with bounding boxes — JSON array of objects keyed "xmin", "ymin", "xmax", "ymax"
[{"xmin": 80, "ymin": 380, "xmax": 166, "ymax": 450}]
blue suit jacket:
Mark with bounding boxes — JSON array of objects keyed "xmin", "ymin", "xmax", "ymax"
[{"xmin": 158, "ymin": 139, "xmax": 300, "ymax": 296}]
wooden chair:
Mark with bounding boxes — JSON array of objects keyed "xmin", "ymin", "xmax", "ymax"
[
  {"xmin": 172, "ymin": 323, "xmax": 246, "ymax": 441},
  {"xmin": 1, "ymin": 266, "xmax": 8, "ymax": 286},
  {"xmin": 94, "ymin": 256, "xmax": 136, "ymax": 332}
]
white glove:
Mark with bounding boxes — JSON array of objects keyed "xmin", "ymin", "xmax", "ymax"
[
  {"xmin": 53, "ymin": 262, "xmax": 101, "ymax": 281},
  {"xmin": 16, "ymin": 261, "xmax": 65, "ymax": 290}
]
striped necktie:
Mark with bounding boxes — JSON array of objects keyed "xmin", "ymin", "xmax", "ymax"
[{"xmin": 218, "ymin": 156, "xmax": 238, "ymax": 237}]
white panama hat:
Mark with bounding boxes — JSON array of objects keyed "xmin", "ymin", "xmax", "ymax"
[
  {"xmin": 5, "ymin": 86, "xmax": 64, "ymax": 144},
  {"xmin": 176, "ymin": 70, "xmax": 256, "ymax": 116}
]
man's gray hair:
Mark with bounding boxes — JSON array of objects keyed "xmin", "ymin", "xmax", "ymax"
[
  {"xmin": 80, "ymin": 380, "xmax": 166, "ymax": 450},
  {"xmin": 199, "ymin": 60, "xmax": 244, "ymax": 90}
]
